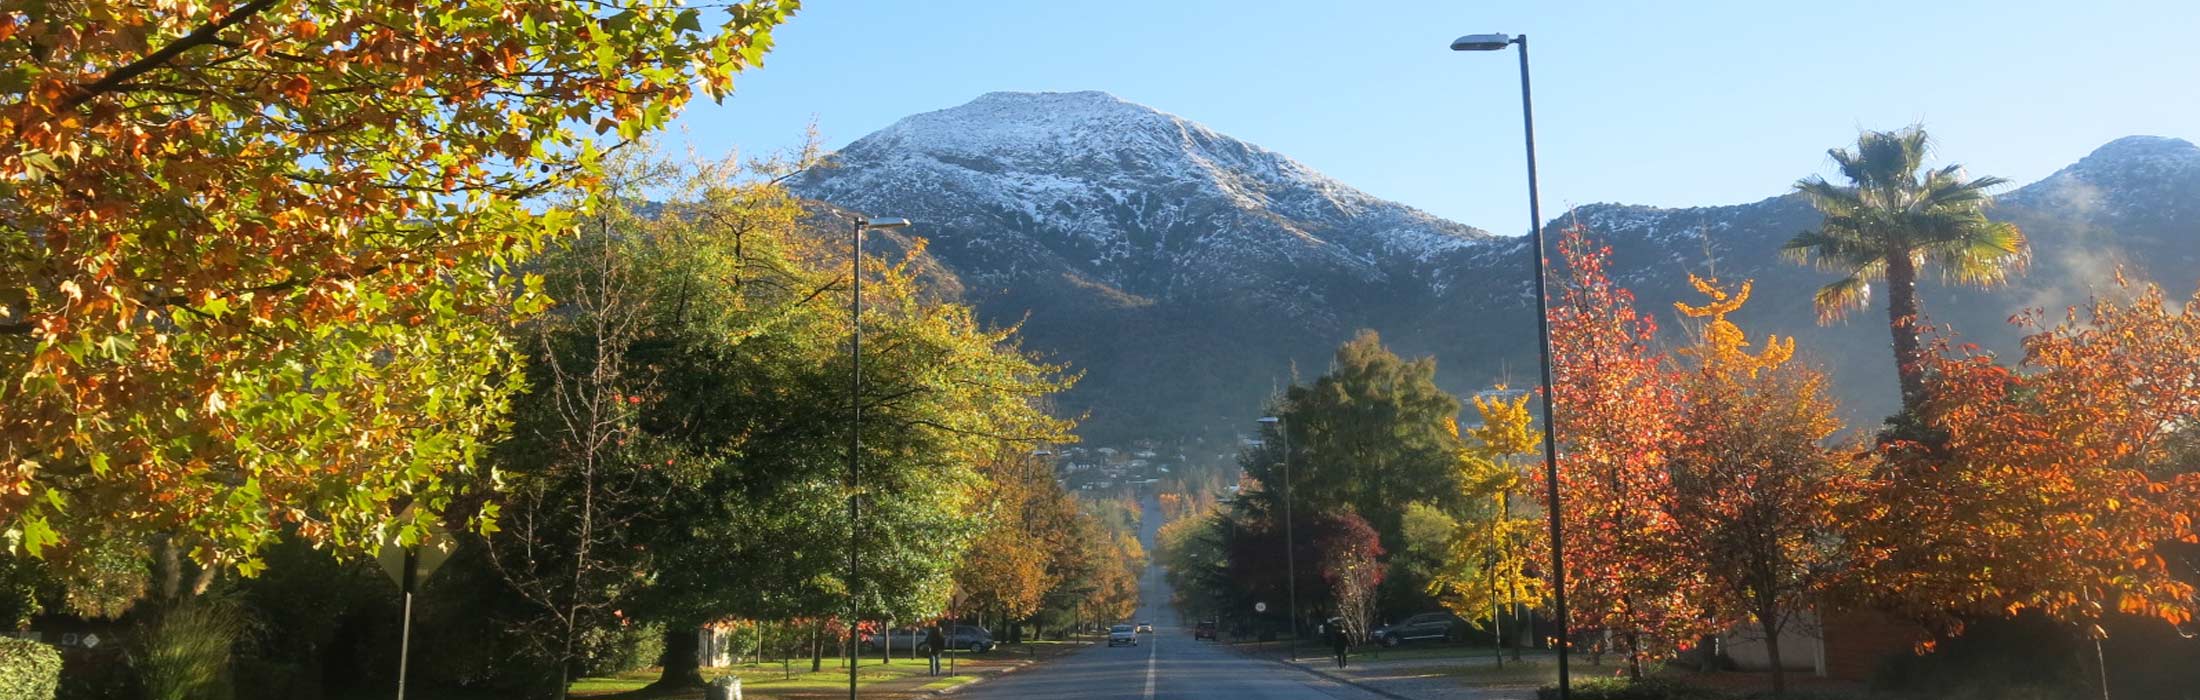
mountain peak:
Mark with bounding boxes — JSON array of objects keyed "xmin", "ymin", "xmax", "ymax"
[
  {"xmin": 969, "ymin": 89, "xmax": 1133, "ymax": 107},
  {"xmin": 2079, "ymin": 135, "xmax": 2199, "ymax": 165},
  {"xmin": 2006, "ymin": 135, "xmax": 2200, "ymax": 217}
]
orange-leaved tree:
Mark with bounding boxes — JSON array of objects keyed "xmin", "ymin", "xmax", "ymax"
[
  {"xmin": 1848, "ymin": 277, "xmax": 2200, "ymax": 641},
  {"xmin": 1543, "ymin": 226, "xmax": 1712, "ymax": 678},
  {"xmin": 1665, "ymin": 274, "xmax": 1860, "ymax": 696},
  {"xmin": 0, "ymin": 1, "xmax": 798, "ymax": 576}
]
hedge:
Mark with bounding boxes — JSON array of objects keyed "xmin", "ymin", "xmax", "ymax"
[
  {"xmin": 0, "ymin": 637, "xmax": 61, "ymax": 700},
  {"xmin": 1538, "ymin": 677, "xmax": 1718, "ymax": 700}
]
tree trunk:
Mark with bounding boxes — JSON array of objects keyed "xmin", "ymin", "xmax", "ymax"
[
  {"xmin": 155, "ymin": 536, "xmax": 183, "ymax": 601},
  {"xmin": 1626, "ymin": 630, "xmax": 1643, "ymax": 680},
  {"xmin": 1885, "ymin": 252, "xmax": 1927, "ymax": 415},
  {"xmin": 1760, "ymin": 614, "xmax": 1786, "ymax": 697},
  {"xmin": 1513, "ymin": 606, "xmax": 1528, "ymax": 661},
  {"xmin": 653, "ymin": 627, "xmax": 707, "ymax": 688},
  {"xmin": 1489, "ymin": 568, "xmax": 1504, "ymax": 669},
  {"xmin": 810, "ymin": 623, "xmax": 824, "ymax": 673}
]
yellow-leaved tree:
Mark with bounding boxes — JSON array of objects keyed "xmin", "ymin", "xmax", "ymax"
[{"xmin": 1431, "ymin": 387, "xmax": 1546, "ymax": 662}]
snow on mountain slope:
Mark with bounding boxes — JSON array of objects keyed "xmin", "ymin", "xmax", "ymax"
[{"xmin": 796, "ymin": 91, "xmax": 1491, "ymax": 307}]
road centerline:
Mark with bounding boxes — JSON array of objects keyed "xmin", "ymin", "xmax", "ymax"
[{"xmin": 1142, "ymin": 626, "xmax": 1158, "ymax": 700}]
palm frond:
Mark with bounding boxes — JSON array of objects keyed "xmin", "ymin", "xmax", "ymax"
[
  {"xmin": 1782, "ymin": 229, "xmax": 1882, "ymax": 269},
  {"xmin": 1927, "ymin": 220, "xmax": 2029, "ymax": 286},
  {"xmin": 1812, "ymin": 276, "xmax": 1874, "ymax": 323}
]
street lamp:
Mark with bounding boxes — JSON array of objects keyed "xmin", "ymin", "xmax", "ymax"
[
  {"xmin": 1451, "ymin": 31, "xmax": 1572, "ymax": 699},
  {"xmin": 850, "ymin": 215, "xmax": 909, "ymax": 700},
  {"xmin": 1256, "ymin": 415, "xmax": 1298, "ymax": 662}
]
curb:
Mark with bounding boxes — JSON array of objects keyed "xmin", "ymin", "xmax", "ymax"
[
  {"xmin": 1241, "ymin": 651, "xmax": 1417, "ymax": 700},
  {"xmin": 929, "ymin": 644, "xmax": 1086, "ymax": 697}
]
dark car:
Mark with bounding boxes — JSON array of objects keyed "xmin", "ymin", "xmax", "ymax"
[
  {"xmin": 1193, "ymin": 619, "xmax": 1218, "ymax": 641},
  {"xmin": 1371, "ymin": 612, "xmax": 1467, "ymax": 647}
]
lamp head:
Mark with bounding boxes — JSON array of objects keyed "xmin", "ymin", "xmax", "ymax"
[
  {"xmin": 864, "ymin": 216, "xmax": 912, "ymax": 229},
  {"xmin": 1450, "ymin": 33, "xmax": 1514, "ymax": 51}
]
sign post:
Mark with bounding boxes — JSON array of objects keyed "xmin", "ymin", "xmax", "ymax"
[{"xmin": 378, "ymin": 510, "xmax": 452, "ymax": 700}]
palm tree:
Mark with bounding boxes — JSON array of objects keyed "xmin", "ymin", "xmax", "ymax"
[{"xmin": 1783, "ymin": 127, "xmax": 2028, "ymax": 415}]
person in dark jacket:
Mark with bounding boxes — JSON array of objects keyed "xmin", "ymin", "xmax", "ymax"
[
  {"xmin": 1327, "ymin": 618, "xmax": 1350, "ymax": 669},
  {"xmin": 925, "ymin": 624, "xmax": 948, "ymax": 676}
]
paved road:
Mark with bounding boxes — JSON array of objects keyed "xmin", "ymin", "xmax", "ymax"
[{"xmin": 955, "ymin": 493, "xmax": 1388, "ymax": 700}]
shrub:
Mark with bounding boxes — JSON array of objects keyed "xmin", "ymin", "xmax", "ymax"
[
  {"xmin": 1868, "ymin": 613, "xmax": 2086, "ymax": 699},
  {"xmin": 0, "ymin": 637, "xmax": 61, "ymax": 700},
  {"xmin": 1537, "ymin": 676, "xmax": 1718, "ymax": 700},
  {"xmin": 579, "ymin": 622, "xmax": 665, "ymax": 677},
  {"xmin": 135, "ymin": 602, "xmax": 247, "ymax": 700}
]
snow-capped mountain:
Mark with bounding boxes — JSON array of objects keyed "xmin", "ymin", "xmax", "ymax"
[
  {"xmin": 796, "ymin": 91, "xmax": 2200, "ymax": 442},
  {"xmin": 794, "ymin": 91, "xmax": 1500, "ymax": 441},
  {"xmin": 796, "ymin": 91, "xmax": 1491, "ymax": 315}
]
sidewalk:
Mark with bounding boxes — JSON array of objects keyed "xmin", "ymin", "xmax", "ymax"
[
  {"xmin": 571, "ymin": 640, "xmax": 1091, "ymax": 700},
  {"xmin": 752, "ymin": 641, "xmax": 1092, "ymax": 700}
]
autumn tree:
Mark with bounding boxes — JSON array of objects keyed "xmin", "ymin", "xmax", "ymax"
[
  {"xmin": 1544, "ymin": 227, "xmax": 1711, "ymax": 677},
  {"xmin": 1664, "ymin": 275, "xmax": 1859, "ymax": 696},
  {"xmin": 1317, "ymin": 511, "xmax": 1385, "ymax": 644},
  {"xmin": 0, "ymin": 0, "xmax": 799, "ymax": 577},
  {"xmin": 1431, "ymin": 387, "xmax": 1546, "ymax": 662},
  {"xmin": 954, "ymin": 444, "xmax": 1081, "ymax": 642},
  {"xmin": 1847, "ymin": 278, "xmax": 2200, "ymax": 646},
  {"xmin": 1783, "ymin": 127, "xmax": 2028, "ymax": 415}
]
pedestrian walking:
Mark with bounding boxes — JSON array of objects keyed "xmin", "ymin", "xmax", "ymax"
[
  {"xmin": 925, "ymin": 623, "xmax": 947, "ymax": 676},
  {"xmin": 1327, "ymin": 618, "xmax": 1349, "ymax": 669}
]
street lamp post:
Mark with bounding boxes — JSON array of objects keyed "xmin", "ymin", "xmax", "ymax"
[
  {"xmin": 1451, "ymin": 32, "xmax": 1572, "ymax": 699},
  {"xmin": 1256, "ymin": 415, "xmax": 1297, "ymax": 661},
  {"xmin": 850, "ymin": 215, "xmax": 910, "ymax": 700}
]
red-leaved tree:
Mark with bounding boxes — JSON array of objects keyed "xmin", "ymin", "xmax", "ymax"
[
  {"xmin": 1543, "ymin": 226, "xmax": 1714, "ymax": 677},
  {"xmin": 1849, "ymin": 278, "xmax": 2200, "ymax": 642}
]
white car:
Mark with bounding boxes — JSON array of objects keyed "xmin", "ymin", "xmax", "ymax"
[
  {"xmin": 1107, "ymin": 624, "xmax": 1138, "ymax": 647},
  {"xmin": 1135, "ymin": 621, "xmax": 1154, "ymax": 634}
]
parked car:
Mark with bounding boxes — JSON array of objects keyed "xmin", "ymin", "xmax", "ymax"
[
  {"xmin": 864, "ymin": 624, "xmax": 996, "ymax": 653},
  {"xmin": 1135, "ymin": 621, "xmax": 1154, "ymax": 634},
  {"xmin": 1371, "ymin": 612, "xmax": 1468, "ymax": 647},
  {"xmin": 1107, "ymin": 624, "xmax": 1138, "ymax": 647},
  {"xmin": 1193, "ymin": 619, "xmax": 1218, "ymax": 641}
]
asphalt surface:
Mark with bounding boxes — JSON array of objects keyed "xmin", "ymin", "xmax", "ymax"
[{"xmin": 954, "ymin": 494, "xmax": 1388, "ymax": 700}]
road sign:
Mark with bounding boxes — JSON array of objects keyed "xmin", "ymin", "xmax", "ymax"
[
  {"xmin": 377, "ymin": 505, "xmax": 454, "ymax": 700},
  {"xmin": 81, "ymin": 633, "xmax": 99, "ymax": 649},
  {"xmin": 1254, "ymin": 602, "xmax": 1267, "ymax": 613},
  {"xmin": 377, "ymin": 506, "xmax": 454, "ymax": 589}
]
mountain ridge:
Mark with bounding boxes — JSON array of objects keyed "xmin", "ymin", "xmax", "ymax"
[{"xmin": 794, "ymin": 91, "xmax": 2200, "ymax": 444}]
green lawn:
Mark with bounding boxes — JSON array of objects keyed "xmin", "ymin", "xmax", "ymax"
[
  {"xmin": 1357, "ymin": 643, "xmax": 1555, "ymax": 664},
  {"xmin": 569, "ymin": 666, "xmax": 954, "ymax": 695},
  {"xmin": 1421, "ymin": 656, "xmax": 1563, "ymax": 687}
]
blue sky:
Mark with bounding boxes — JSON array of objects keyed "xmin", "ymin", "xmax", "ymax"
[{"xmin": 669, "ymin": 0, "xmax": 2200, "ymax": 232}]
